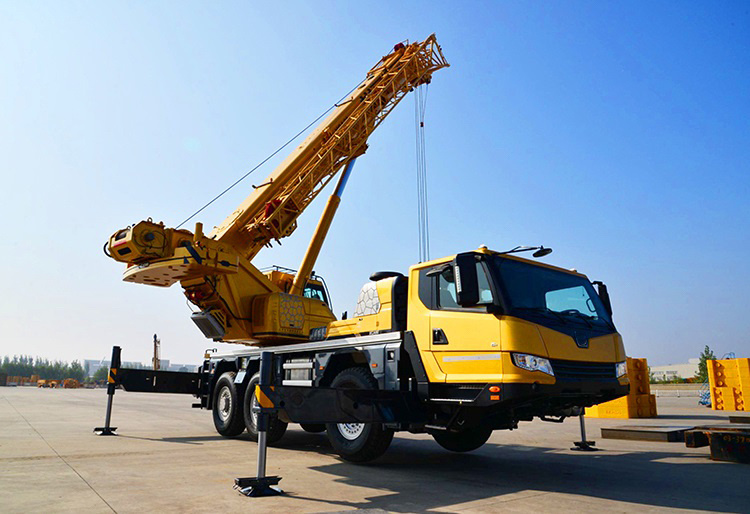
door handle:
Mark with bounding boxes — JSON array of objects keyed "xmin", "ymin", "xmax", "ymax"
[{"xmin": 432, "ymin": 328, "xmax": 449, "ymax": 345}]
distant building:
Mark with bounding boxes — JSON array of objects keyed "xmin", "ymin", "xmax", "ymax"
[
  {"xmin": 167, "ymin": 363, "xmax": 198, "ymax": 372},
  {"xmin": 650, "ymin": 358, "xmax": 700, "ymax": 381},
  {"xmin": 84, "ymin": 359, "xmax": 107, "ymax": 377}
]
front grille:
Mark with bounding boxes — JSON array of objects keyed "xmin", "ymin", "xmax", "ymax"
[
  {"xmin": 550, "ymin": 359, "xmax": 615, "ymax": 382},
  {"xmin": 430, "ymin": 384, "xmax": 485, "ymax": 402}
]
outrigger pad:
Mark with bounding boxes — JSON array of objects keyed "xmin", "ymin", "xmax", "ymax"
[
  {"xmin": 93, "ymin": 427, "xmax": 118, "ymax": 436},
  {"xmin": 571, "ymin": 440, "xmax": 599, "ymax": 452},
  {"xmin": 234, "ymin": 476, "xmax": 283, "ymax": 497}
]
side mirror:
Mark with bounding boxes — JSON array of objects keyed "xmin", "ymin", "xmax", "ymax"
[
  {"xmin": 454, "ymin": 253, "xmax": 479, "ymax": 307},
  {"xmin": 592, "ymin": 281, "xmax": 613, "ymax": 317}
]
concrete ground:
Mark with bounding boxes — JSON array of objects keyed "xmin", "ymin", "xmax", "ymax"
[{"xmin": 1, "ymin": 387, "xmax": 748, "ymax": 514}]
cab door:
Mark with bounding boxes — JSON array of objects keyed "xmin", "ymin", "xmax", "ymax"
[{"xmin": 428, "ymin": 261, "xmax": 503, "ymax": 382}]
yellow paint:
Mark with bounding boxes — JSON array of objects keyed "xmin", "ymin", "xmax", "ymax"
[
  {"xmin": 586, "ymin": 358, "xmax": 650, "ymax": 419},
  {"xmin": 709, "ymin": 358, "xmax": 750, "ymax": 411},
  {"xmin": 586, "ymin": 393, "xmax": 657, "ymax": 418},
  {"xmin": 255, "ymin": 385, "xmax": 275, "ymax": 409},
  {"xmin": 326, "ymin": 278, "xmax": 399, "ymax": 337}
]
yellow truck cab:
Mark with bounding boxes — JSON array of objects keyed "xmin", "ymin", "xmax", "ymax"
[
  {"xmin": 408, "ymin": 247, "xmax": 628, "ymax": 419},
  {"xmin": 325, "ymin": 246, "xmax": 628, "ymax": 427}
]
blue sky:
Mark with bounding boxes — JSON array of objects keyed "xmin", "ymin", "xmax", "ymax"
[{"xmin": 0, "ymin": 2, "xmax": 748, "ymax": 367}]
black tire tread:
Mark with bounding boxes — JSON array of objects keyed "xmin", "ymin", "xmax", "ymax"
[
  {"xmin": 325, "ymin": 366, "xmax": 394, "ymax": 462},
  {"xmin": 212, "ymin": 372, "xmax": 246, "ymax": 438},
  {"xmin": 432, "ymin": 426, "xmax": 492, "ymax": 453},
  {"xmin": 300, "ymin": 423, "xmax": 326, "ymax": 433}
]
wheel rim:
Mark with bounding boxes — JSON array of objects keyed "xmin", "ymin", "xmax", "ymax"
[
  {"xmin": 337, "ymin": 422, "xmax": 365, "ymax": 440},
  {"xmin": 250, "ymin": 386, "xmax": 259, "ymax": 426},
  {"xmin": 218, "ymin": 386, "xmax": 232, "ymax": 422}
]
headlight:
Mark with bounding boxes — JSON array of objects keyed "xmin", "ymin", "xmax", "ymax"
[
  {"xmin": 512, "ymin": 353, "xmax": 554, "ymax": 376},
  {"xmin": 616, "ymin": 361, "xmax": 627, "ymax": 378}
]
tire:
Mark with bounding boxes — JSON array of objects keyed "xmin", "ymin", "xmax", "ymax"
[
  {"xmin": 300, "ymin": 423, "xmax": 326, "ymax": 433},
  {"xmin": 212, "ymin": 372, "xmax": 246, "ymax": 437},
  {"xmin": 432, "ymin": 426, "xmax": 492, "ymax": 453},
  {"xmin": 243, "ymin": 373, "xmax": 288, "ymax": 444},
  {"xmin": 325, "ymin": 367, "xmax": 394, "ymax": 462}
]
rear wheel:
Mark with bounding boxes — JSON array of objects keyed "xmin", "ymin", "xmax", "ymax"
[
  {"xmin": 300, "ymin": 423, "xmax": 326, "ymax": 433},
  {"xmin": 243, "ymin": 372, "xmax": 288, "ymax": 443},
  {"xmin": 325, "ymin": 367, "xmax": 394, "ymax": 462},
  {"xmin": 212, "ymin": 372, "xmax": 246, "ymax": 437},
  {"xmin": 432, "ymin": 426, "xmax": 492, "ymax": 452}
]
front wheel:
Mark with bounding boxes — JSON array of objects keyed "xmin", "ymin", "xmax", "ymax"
[
  {"xmin": 243, "ymin": 372, "xmax": 288, "ymax": 443},
  {"xmin": 325, "ymin": 367, "xmax": 394, "ymax": 462},
  {"xmin": 432, "ymin": 426, "xmax": 492, "ymax": 453},
  {"xmin": 212, "ymin": 372, "xmax": 246, "ymax": 437}
]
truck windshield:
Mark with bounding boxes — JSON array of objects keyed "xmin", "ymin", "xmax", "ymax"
[{"xmin": 488, "ymin": 256, "xmax": 613, "ymax": 329}]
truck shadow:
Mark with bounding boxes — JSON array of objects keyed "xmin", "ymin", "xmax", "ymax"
[
  {"xmin": 268, "ymin": 429, "xmax": 338, "ymax": 455},
  {"xmin": 119, "ymin": 428, "xmax": 338, "ymax": 450},
  {"xmin": 118, "ymin": 434, "xmax": 229, "ymax": 445},
  {"xmin": 280, "ymin": 436, "xmax": 750, "ymax": 512}
]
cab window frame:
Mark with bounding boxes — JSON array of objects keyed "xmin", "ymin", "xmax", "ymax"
[{"xmin": 421, "ymin": 258, "xmax": 502, "ymax": 313}]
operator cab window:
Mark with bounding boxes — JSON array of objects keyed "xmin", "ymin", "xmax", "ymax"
[
  {"xmin": 477, "ymin": 262, "xmax": 494, "ymax": 304},
  {"xmin": 304, "ymin": 284, "xmax": 328, "ymax": 304},
  {"xmin": 438, "ymin": 271, "xmax": 459, "ymax": 308},
  {"xmin": 437, "ymin": 262, "xmax": 494, "ymax": 309}
]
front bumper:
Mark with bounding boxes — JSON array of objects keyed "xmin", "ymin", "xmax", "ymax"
[
  {"xmin": 501, "ymin": 379, "xmax": 630, "ymax": 411},
  {"xmin": 430, "ymin": 379, "xmax": 629, "ymax": 413}
]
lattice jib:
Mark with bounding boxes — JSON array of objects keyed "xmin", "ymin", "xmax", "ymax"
[{"xmin": 218, "ymin": 35, "xmax": 448, "ymax": 259}]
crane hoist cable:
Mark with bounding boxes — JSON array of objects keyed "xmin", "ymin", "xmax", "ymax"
[
  {"xmin": 176, "ymin": 79, "xmax": 366, "ymax": 230},
  {"xmin": 415, "ymin": 84, "xmax": 431, "ymax": 263}
]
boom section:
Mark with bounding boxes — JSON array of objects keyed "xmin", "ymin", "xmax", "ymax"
[{"xmin": 212, "ymin": 35, "xmax": 449, "ymax": 259}]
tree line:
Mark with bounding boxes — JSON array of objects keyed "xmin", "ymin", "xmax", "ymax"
[{"xmin": 0, "ymin": 355, "xmax": 87, "ymax": 382}]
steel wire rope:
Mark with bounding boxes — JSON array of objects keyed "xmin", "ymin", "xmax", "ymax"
[
  {"xmin": 414, "ymin": 84, "xmax": 431, "ymax": 262},
  {"xmin": 176, "ymin": 79, "xmax": 366, "ymax": 230}
]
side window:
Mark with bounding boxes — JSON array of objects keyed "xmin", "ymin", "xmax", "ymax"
[
  {"xmin": 303, "ymin": 284, "xmax": 327, "ymax": 304},
  {"xmin": 436, "ymin": 261, "xmax": 494, "ymax": 309},
  {"xmin": 438, "ymin": 272, "xmax": 459, "ymax": 308},
  {"xmin": 477, "ymin": 262, "xmax": 494, "ymax": 304}
]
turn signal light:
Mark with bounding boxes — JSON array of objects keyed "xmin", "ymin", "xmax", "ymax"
[{"xmin": 489, "ymin": 386, "xmax": 500, "ymax": 393}]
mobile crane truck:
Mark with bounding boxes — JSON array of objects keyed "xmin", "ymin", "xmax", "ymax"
[{"xmin": 105, "ymin": 35, "xmax": 629, "ymax": 462}]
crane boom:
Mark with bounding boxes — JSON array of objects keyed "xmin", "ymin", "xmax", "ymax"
[
  {"xmin": 212, "ymin": 35, "xmax": 448, "ymax": 259},
  {"xmin": 105, "ymin": 35, "xmax": 448, "ymax": 345}
]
